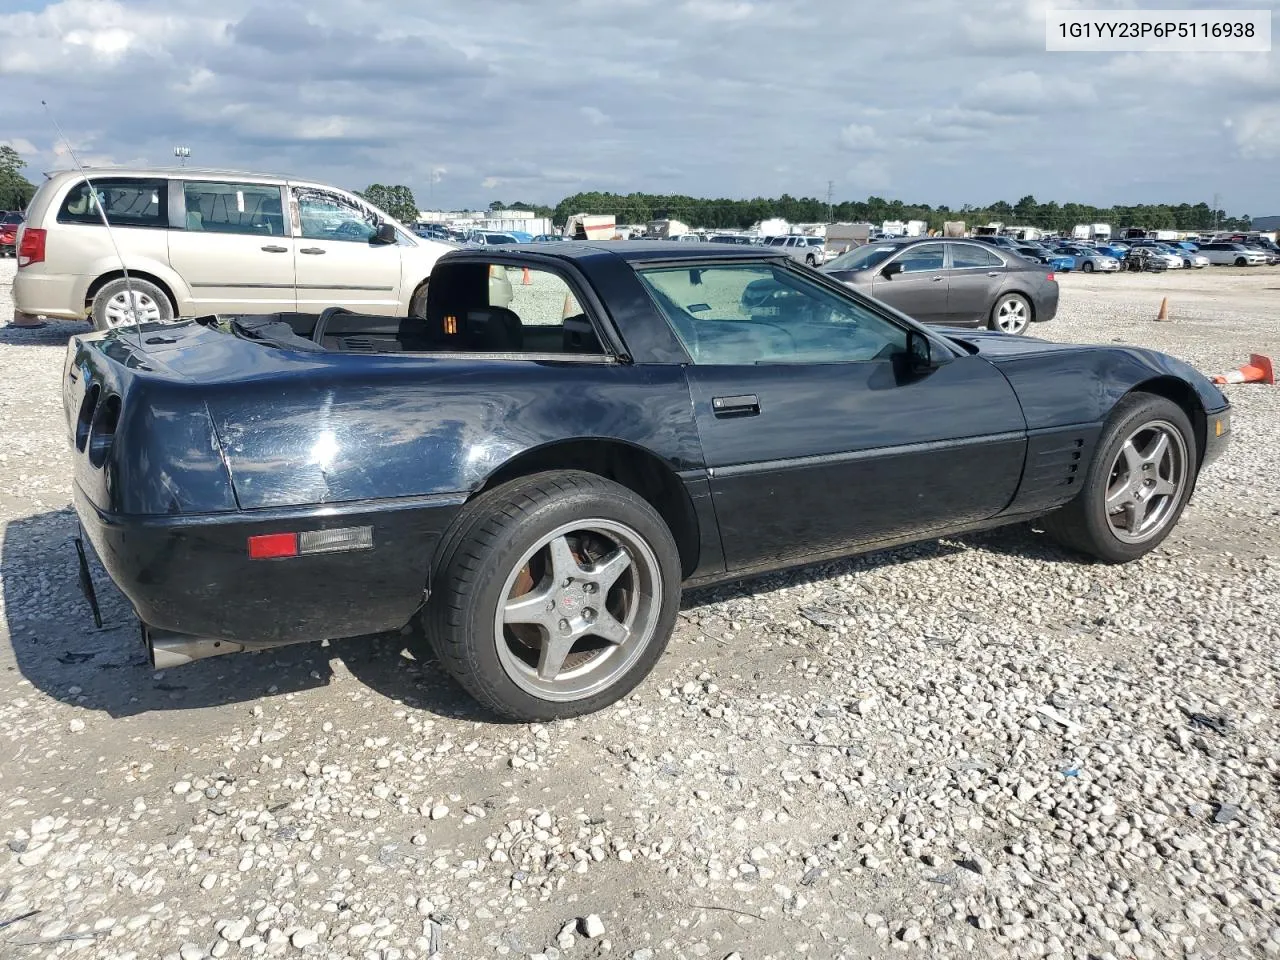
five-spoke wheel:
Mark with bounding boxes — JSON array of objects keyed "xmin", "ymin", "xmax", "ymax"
[
  {"xmin": 424, "ymin": 471, "xmax": 681, "ymax": 721},
  {"xmin": 1043, "ymin": 393, "xmax": 1197, "ymax": 563}
]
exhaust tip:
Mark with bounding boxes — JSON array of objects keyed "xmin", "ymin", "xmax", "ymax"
[{"xmin": 143, "ymin": 625, "xmax": 245, "ymax": 669}]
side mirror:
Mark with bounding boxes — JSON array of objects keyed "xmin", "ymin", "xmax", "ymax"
[
  {"xmin": 373, "ymin": 222, "xmax": 398, "ymax": 245},
  {"xmin": 906, "ymin": 330, "xmax": 948, "ymax": 373},
  {"xmin": 881, "ymin": 261, "xmax": 904, "ymax": 278}
]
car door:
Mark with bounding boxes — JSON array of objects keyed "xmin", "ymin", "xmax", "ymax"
[
  {"xmin": 946, "ymin": 242, "xmax": 1006, "ymax": 324},
  {"xmin": 868, "ymin": 242, "xmax": 948, "ymax": 324},
  {"xmin": 167, "ymin": 180, "xmax": 296, "ymax": 314},
  {"xmin": 289, "ymin": 184, "xmax": 404, "ymax": 314},
  {"xmin": 635, "ymin": 261, "xmax": 1026, "ymax": 571}
]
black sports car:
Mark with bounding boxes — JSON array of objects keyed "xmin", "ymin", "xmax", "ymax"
[{"xmin": 66, "ymin": 243, "xmax": 1231, "ymax": 721}]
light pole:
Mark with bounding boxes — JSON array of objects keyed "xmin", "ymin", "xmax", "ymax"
[{"xmin": 173, "ymin": 146, "xmax": 191, "ymax": 167}]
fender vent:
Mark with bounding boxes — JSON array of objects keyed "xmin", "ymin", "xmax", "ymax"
[{"xmin": 1022, "ymin": 436, "xmax": 1086, "ymax": 493}]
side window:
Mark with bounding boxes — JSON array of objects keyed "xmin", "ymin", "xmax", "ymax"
[
  {"xmin": 293, "ymin": 187, "xmax": 378, "ymax": 242},
  {"xmin": 894, "ymin": 243, "xmax": 946, "ymax": 273},
  {"xmin": 58, "ymin": 178, "xmax": 166, "ymax": 228},
  {"xmin": 426, "ymin": 261, "xmax": 605, "ymax": 355},
  {"xmin": 182, "ymin": 182, "xmax": 285, "ymax": 236},
  {"xmin": 950, "ymin": 244, "xmax": 1002, "ymax": 268},
  {"xmin": 638, "ymin": 263, "xmax": 908, "ymax": 366}
]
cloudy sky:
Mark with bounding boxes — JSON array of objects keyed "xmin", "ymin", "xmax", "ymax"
[{"xmin": 1, "ymin": 0, "xmax": 1277, "ymax": 216}]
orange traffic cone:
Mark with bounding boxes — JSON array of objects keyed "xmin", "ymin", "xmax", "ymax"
[
  {"xmin": 1212, "ymin": 354, "xmax": 1275, "ymax": 385},
  {"xmin": 1155, "ymin": 297, "xmax": 1169, "ymax": 321},
  {"xmin": 522, "ymin": 267, "xmax": 531, "ymax": 285}
]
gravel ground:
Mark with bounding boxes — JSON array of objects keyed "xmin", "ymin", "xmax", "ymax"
[{"xmin": 1, "ymin": 260, "xmax": 1278, "ymax": 960}]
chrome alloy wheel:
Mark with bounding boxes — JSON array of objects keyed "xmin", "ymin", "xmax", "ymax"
[
  {"xmin": 1104, "ymin": 420, "xmax": 1188, "ymax": 544},
  {"xmin": 104, "ymin": 289, "xmax": 163, "ymax": 327},
  {"xmin": 494, "ymin": 519, "xmax": 663, "ymax": 702},
  {"xmin": 993, "ymin": 295, "xmax": 1030, "ymax": 334}
]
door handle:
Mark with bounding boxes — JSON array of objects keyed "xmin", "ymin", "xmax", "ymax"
[
  {"xmin": 986, "ymin": 271, "xmax": 1000, "ymax": 277},
  {"xmin": 299, "ymin": 247, "xmax": 326, "ymax": 255},
  {"xmin": 711, "ymin": 394, "xmax": 760, "ymax": 417},
  {"xmin": 261, "ymin": 245, "xmax": 287, "ymax": 253},
  {"xmin": 931, "ymin": 275, "xmax": 944, "ymax": 282}
]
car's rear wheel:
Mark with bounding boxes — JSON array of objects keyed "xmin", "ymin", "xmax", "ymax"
[
  {"xmin": 1041, "ymin": 393, "xmax": 1196, "ymax": 564},
  {"xmin": 423, "ymin": 470, "xmax": 681, "ymax": 721},
  {"xmin": 1082, "ymin": 261, "xmax": 1094, "ymax": 273},
  {"xmin": 91, "ymin": 278, "xmax": 173, "ymax": 331},
  {"xmin": 989, "ymin": 293, "xmax": 1031, "ymax": 335}
]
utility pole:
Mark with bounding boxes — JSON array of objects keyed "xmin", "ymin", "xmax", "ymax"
[
  {"xmin": 1213, "ymin": 191, "xmax": 1221, "ymax": 232},
  {"xmin": 173, "ymin": 146, "xmax": 190, "ymax": 167},
  {"xmin": 826, "ymin": 180, "xmax": 834, "ymax": 223}
]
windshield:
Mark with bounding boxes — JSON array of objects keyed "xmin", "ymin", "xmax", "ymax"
[{"xmin": 824, "ymin": 243, "xmax": 900, "ymax": 272}]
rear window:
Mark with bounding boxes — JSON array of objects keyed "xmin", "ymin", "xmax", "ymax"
[{"xmin": 58, "ymin": 178, "xmax": 167, "ymax": 228}]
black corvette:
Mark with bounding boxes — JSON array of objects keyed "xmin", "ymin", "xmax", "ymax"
[{"xmin": 65, "ymin": 242, "xmax": 1231, "ymax": 720}]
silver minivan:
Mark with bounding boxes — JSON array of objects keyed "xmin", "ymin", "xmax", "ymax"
[
  {"xmin": 766, "ymin": 235, "xmax": 827, "ymax": 266},
  {"xmin": 13, "ymin": 168, "xmax": 510, "ymax": 329}
]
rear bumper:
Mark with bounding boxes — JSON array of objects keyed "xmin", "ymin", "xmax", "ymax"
[
  {"xmin": 1032, "ymin": 283, "xmax": 1059, "ymax": 323},
  {"xmin": 13, "ymin": 269, "xmax": 89, "ymax": 321},
  {"xmin": 74, "ymin": 484, "xmax": 462, "ymax": 645}
]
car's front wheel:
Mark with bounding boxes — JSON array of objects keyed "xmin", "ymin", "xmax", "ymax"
[
  {"xmin": 805, "ymin": 254, "xmax": 816, "ymax": 266},
  {"xmin": 91, "ymin": 278, "xmax": 173, "ymax": 331},
  {"xmin": 989, "ymin": 292, "xmax": 1032, "ymax": 335},
  {"xmin": 1082, "ymin": 261, "xmax": 1094, "ymax": 273},
  {"xmin": 423, "ymin": 470, "xmax": 682, "ymax": 721},
  {"xmin": 1235, "ymin": 256, "xmax": 1247, "ymax": 267},
  {"xmin": 1042, "ymin": 392, "xmax": 1196, "ymax": 563}
]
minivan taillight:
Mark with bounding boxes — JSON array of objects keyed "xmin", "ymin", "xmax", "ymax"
[{"xmin": 18, "ymin": 228, "xmax": 46, "ymax": 268}]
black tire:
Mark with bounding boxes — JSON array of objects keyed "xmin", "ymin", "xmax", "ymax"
[
  {"xmin": 90, "ymin": 277, "xmax": 173, "ymax": 332},
  {"xmin": 1234, "ymin": 257, "xmax": 1247, "ymax": 267},
  {"xmin": 408, "ymin": 281, "xmax": 429, "ymax": 318},
  {"xmin": 805, "ymin": 254, "xmax": 816, "ymax": 266},
  {"xmin": 1041, "ymin": 392, "xmax": 1197, "ymax": 564},
  {"xmin": 1082, "ymin": 261, "xmax": 1094, "ymax": 273},
  {"xmin": 423, "ymin": 470, "xmax": 682, "ymax": 721}
]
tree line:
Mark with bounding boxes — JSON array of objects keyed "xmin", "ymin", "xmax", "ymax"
[
  {"xmin": 0, "ymin": 146, "xmax": 37, "ymax": 211},
  {"xmin": 548, "ymin": 191, "xmax": 1252, "ymax": 233}
]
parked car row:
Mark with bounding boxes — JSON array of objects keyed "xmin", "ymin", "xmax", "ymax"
[{"xmin": 0, "ymin": 210, "xmax": 21, "ymax": 257}]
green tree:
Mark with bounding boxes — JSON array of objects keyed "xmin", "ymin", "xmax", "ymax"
[
  {"xmin": 357, "ymin": 183, "xmax": 419, "ymax": 224},
  {"xmin": 0, "ymin": 145, "xmax": 35, "ymax": 211}
]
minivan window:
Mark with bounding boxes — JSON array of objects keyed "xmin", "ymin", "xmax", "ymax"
[
  {"xmin": 183, "ymin": 182, "xmax": 286, "ymax": 237},
  {"xmin": 295, "ymin": 187, "xmax": 379, "ymax": 242},
  {"xmin": 58, "ymin": 178, "xmax": 167, "ymax": 228}
]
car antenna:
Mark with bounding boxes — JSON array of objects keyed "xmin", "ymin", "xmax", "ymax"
[{"xmin": 42, "ymin": 99, "xmax": 144, "ymax": 350}]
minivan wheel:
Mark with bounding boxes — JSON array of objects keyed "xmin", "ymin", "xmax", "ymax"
[
  {"xmin": 989, "ymin": 293, "xmax": 1031, "ymax": 335},
  {"xmin": 91, "ymin": 278, "xmax": 173, "ymax": 331},
  {"xmin": 423, "ymin": 470, "xmax": 682, "ymax": 721}
]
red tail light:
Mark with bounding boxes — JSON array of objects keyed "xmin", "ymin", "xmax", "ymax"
[
  {"xmin": 18, "ymin": 227, "xmax": 46, "ymax": 268},
  {"xmin": 247, "ymin": 532, "xmax": 299, "ymax": 559},
  {"xmin": 1046, "ymin": 272, "xmax": 1056, "ymax": 282}
]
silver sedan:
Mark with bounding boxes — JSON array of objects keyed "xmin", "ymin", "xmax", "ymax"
[{"xmin": 1058, "ymin": 246, "xmax": 1121, "ymax": 273}]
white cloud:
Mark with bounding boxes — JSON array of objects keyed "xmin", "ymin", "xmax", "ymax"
[
  {"xmin": 1232, "ymin": 104, "xmax": 1280, "ymax": 159},
  {"xmin": 580, "ymin": 106, "xmax": 610, "ymax": 126},
  {"xmin": 838, "ymin": 124, "xmax": 878, "ymax": 150}
]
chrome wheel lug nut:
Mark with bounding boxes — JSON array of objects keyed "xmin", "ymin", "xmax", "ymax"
[{"xmin": 558, "ymin": 619, "xmax": 571, "ymax": 633}]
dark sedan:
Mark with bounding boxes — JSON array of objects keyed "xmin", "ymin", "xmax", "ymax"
[
  {"xmin": 66, "ymin": 243, "xmax": 1228, "ymax": 721},
  {"xmin": 820, "ymin": 238, "xmax": 1059, "ymax": 335}
]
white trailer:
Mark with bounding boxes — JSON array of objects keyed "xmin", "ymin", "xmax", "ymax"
[
  {"xmin": 1090, "ymin": 223, "xmax": 1112, "ymax": 240},
  {"xmin": 563, "ymin": 214, "xmax": 616, "ymax": 240}
]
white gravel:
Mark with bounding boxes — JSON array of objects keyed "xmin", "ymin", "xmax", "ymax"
[{"xmin": 0, "ymin": 260, "xmax": 1278, "ymax": 960}]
